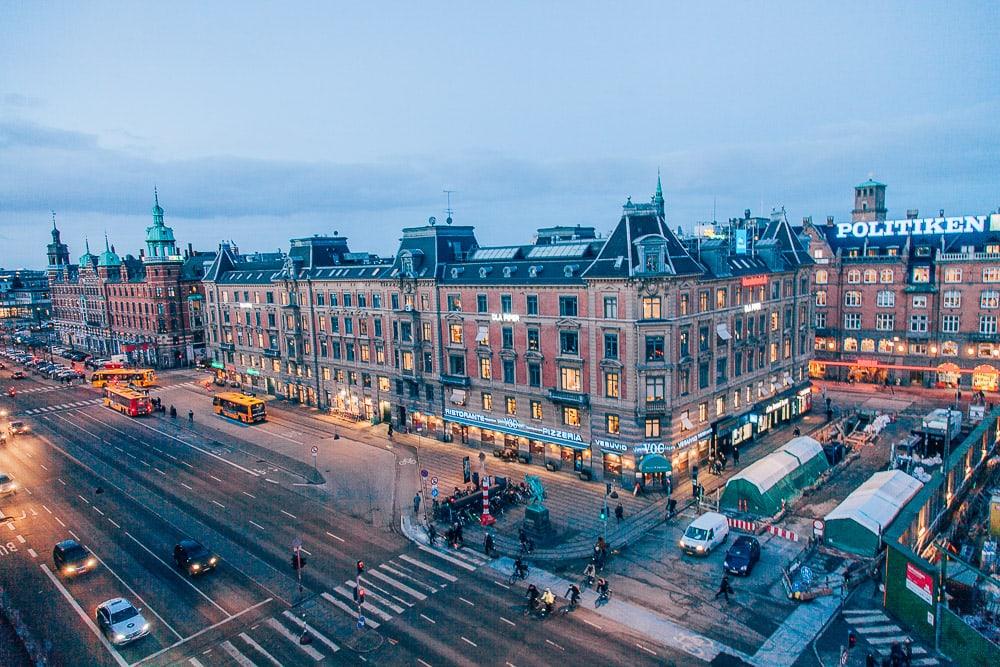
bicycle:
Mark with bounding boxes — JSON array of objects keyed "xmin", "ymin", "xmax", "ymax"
[
  {"xmin": 507, "ymin": 566, "xmax": 529, "ymax": 585},
  {"xmin": 559, "ymin": 598, "xmax": 579, "ymax": 616},
  {"xmin": 595, "ymin": 589, "xmax": 612, "ymax": 607}
]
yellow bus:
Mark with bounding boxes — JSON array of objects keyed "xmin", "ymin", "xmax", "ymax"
[
  {"xmin": 213, "ymin": 392, "xmax": 266, "ymax": 424},
  {"xmin": 103, "ymin": 386, "xmax": 153, "ymax": 417},
  {"xmin": 90, "ymin": 368, "xmax": 157, "ymax": 388}
]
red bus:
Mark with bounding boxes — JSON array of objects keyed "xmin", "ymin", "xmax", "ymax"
[{"xmin": 103, "ymin": 386, "xmax": 152, "ymax": 417}]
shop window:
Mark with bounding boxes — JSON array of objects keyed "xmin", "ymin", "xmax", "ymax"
[
  {"xmin": 606, "ymin": 413, "xmax": 620, "ymax": 434},
  {"xmin": 562, "ymin": 406, "xmax": 580, "ymax": 426},
  {"xmin": 878, "ymin": 339, "xmax": 894, "ymax": 354},
  {"xmin": 645, "ymin": 417, "xmax": 660, "ymax": 438},
  {"xmin": 843, "ymin": 338, "xmax": 858, "ymax": 352},
  {"xmin": 482, "ymin": 392, "xmax": 493, "ymax": 410},
  {"xmin": 531, "ymin": 400, "xmax": 542, "ymax": 420},
  {"xmin": 605, "ymin": 371, "xmax": 620, "ymax": 398},
  {"xmin": 941, "ymin": 341, "xmax": 958, "ymax": 356},
  {"xmin": 560, "ymin": 367, "xmax": 582, "ymax": 392},
  {"xmin": 909, "ymin": 343, "xmax": 928, "ymax": 355},
  {"xmin": 506, "ymin": 396, "xmax": 517, "ymax": 415},
  {"xmin": 861, "ymin": 338, "xmax": 875, "ymax": 352}
]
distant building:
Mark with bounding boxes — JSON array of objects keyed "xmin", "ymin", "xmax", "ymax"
[
  {"xmin": 802, "ymin": 180, "xmax": 1000, "ymax": 392},
  {"xmin": 0, "ymin": 267, "xmax": 51, "ymax": 327}
]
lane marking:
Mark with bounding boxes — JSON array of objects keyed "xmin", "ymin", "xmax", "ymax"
[
  {"xmin": 154, "ymin": 467, "xmax": 167, "ymax": 476},
  {"xmin": 69, "ymin": 529, "xmax": 80, "ymax": 541},
  {"xmin": 42, "ymin": 504, "xmax": 52, "ymax": 513},
  {"xmin": 181, "ymin": 482, "xmax": 194, "ymax": 490},
  {"xmin": 299, "ymin": 547, "xmax": 312, "ymax": 556},
  {"xmin": 636, "ymin": 643, "xmax": 657, "ymax": 656},
  {"xmin": 326, "ymin": 531, "xmax": 345, "ymax": 543},
  {"xmin": 417, "ymin": 660, "xmax": 431, "ymax": 667},
  {"xmin": 242, "ymin": 491, "xmax": 256, "ymax": 499},
  {"xmin": 28, "ymin": 548, "xmax": 37, "ymax": 558},
  {"xmin": 249, "ymin": 520, "xmax": 266, "ymax": 530},
  {"xmin": 93, "ymin": 507, "xmax": 105, "ymax": 516},
  {"xmin": 461, "ymin": 636, "xmax": 477, "ymax": 647},
  {"xmin": 281, "ymin": 610, "xmax": 340, "ymax": 653},
  {"xmin": 39, "ymin": 463, "xmax": 49, "ymax": 471},
  {"xmin": 583, "ymin": 618, "xmax": 602, "ymax": 630},
  {"xmin": 265, "ymin": 617, "xmax": 324, "ymax": 661},
  {"xmin": 107, "ymin": 518, "xmax": 121, "ymax": 528},
  {"xmin": 398, "ymin": 554, "xmax": 457, "ymax": 582},
  {"xmin": 319, "ymin": 592, "xmax": 380, "ymax": 629},
  {"xmin": 54, "ymin": 516, "xmax": 66, "ymax": 527},
  {"xmin": 420, "ymin": 613, "xmax": 436, "ymax": 624},
  {"xmin": 280, "ymin": 509, "xmax": 296, "ymax": 519},
  {"xmin": 459, "ymin": 596, "xmax": 475, "ymax": 606},
  {"xmin": 545, "ymin": 639, "xmax": 565, "ymax": 651},
  {"xmin": 86, "ymin": 547, "xmax": 183, "ymax": 639},
  {"xmin": 16, "ymin": 534, "xmax": 26, "ymax": 543},
  {"xmin": 57, "ymin": 478, "xmax": 66, "ymax": 485},
  {"xmin": 40, "ymin": 563, "xmax": 129, "ymax": 667},
  {"xmin": 500, "ymin": 616, "xmax": 516, "ymax": 627},
  {"xmin": 211, "ymin": 500, "xmax": 225, "ymax": 509},
  {"xmin": 124, "ymin": 531, "xmax": 229, "ymax": 615},
  {"xmin": 77, "ymin": 494, "xmax": 89, "ymax": 504},
  {"xmin": 180, "ymin": 461, "xmax": 194, "ymax": 469},
  {"xmin": 210, "ymin": 475, "xmax": 223, "ymax": 483},
  {"xmin": 221, "ymin": 640, "xmax": 256, "ymax": 667},
  {"xmin": 493, "ymin": 580, "xmax": 510, "ymax": 589},
  {"xmin": 265, "ymin": 478, "xmax": 278, "ymax": 484},
  {"xmin": 239, "ymin": 632, "xmax": 282, "ymax": 667},
  {"xmin": 189, "ymin": 659, "xmax": 205, "ymax": 667}
]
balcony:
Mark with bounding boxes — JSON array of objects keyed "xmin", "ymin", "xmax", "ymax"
[
  {"xmin": 263, "ymin": 348, "xmax": 281, "ymax": 358},
  {"xmin": 439, "ymin": 374, "xmax": 471, "ymax": 388},
  {"xmin": 903, "ymin": 284, "xmax": 937, "ymax": 293},
  {"xmin": 219, "ymin": 342, "xmax": 235, "ymax": 352},
  {"xmin": 643, "ymin": 399, "xmax": 667, "ymax": 415},
  {"xmin": 548, "ymin": 388, "xmax": 590, "ymax": 409}
]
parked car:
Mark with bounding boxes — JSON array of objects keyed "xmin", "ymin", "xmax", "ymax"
[
  {"xmin": 11, "ymin": 371, "xmax": 25, "ymax": 379},
  {"xmin": 723, "ymin": 535, "xmax": 762, "ymax": 576},
  {"xmin": 53, "ymin": 539, "xmax": 98, "ymax": 577},
  {"xmin": 679, "ymin": 511, "xmax": 730, "ymax": 556},
  {"xmin": 0, "ymin": 472, "xmax": 16, "ymax": 496},
  {"xmin": 95, "ymin": 598, "xmax": 150, "ymax": 645},
  {"xmin": 9, "ymin": 421, "xmax": 28, "ymax": 435},
  {"xmin": 173, "ymin": 539, "xmax": 219, "ymax": 576}
]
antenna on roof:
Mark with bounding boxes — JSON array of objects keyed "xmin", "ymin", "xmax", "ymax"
[{"xmin": 443, "ymin": 189, "xmax": 456, "ymax": 224}]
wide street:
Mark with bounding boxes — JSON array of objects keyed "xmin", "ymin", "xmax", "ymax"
[{"xmin": 0, "ymin": 364, "xmax": 686, "ymax": 666}]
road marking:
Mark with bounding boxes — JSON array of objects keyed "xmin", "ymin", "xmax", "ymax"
[
  {"xmin": 326, "ymin": 531, "xmax": 345, "ymax": 542},
  {"xmin": 265, "ymin": 478, "xmax": 278, "ymax": 484},
  {"xmin": 300, "ymin": 547, "xmax": 312, "ymax": 556},
  {"xmin": 69, "ymin": 529, "xmax": 79, "ymax": 541},
  {"xmin": 221, "ymin": 640, "xmax": 256, "ymax": 667},
  {"xmin": 500, "ymin": 616, "xmax": 516, "ymax": 627},
  {"xmin": 154, "ymin": 467, "xmax": 166, "ymax": 475},
  {"xmin": 77, "ymin": 494, "xmax": 89, "ymax": 504},
  {"xmin": 39, "ymin": 463, "xmax": 48, "ymax": 471},
  {"xmin": 40, "ymin": 564, "xmax": 129, "ymax": 667},
  {"xmin": 57, "ymin": 478, "xmax": 66, "ymax": 485},
  {"xmin": 239, "ymin": 632, "xmax": 282, "ymax": 667},
  {"xmin": 417, "ymin": 660, "xmax": 432, "ymax": 667},
  {"xmin": 125, "ymin": 452, "xmax": 137, "ymax": 459},
  {"xmin": 180, "ymin": 461, "xmax": 194, "ymax": 469},
  {"xmin": 141, "ymin": 460, "xmax": 150, "ymax": 467},
  {"xmin": 124, "ymin": 532, "xmax": 230, "ymax": 615},
  {"xmin": 54, "ymin": 516, "xmax": 66, "ymax": 527},
  {"xmin": 87, "ymin": 547, "xmax": 183, "ymax": 639},
  {"xmin": 28, "ymin": 548, "xmax": 37, "ymax": 558},
  {"xmin": 493, "ymin": 580, "xmax": 510, "ymax": 589},
  {"xmin": 42, "ymin": 504, "xmax": 52, "ymax": 514},
  {"xmin": 16, "ymin": 534, "xmax": 25, "ymax": 543},
  {"xmin": 583, "ymin": 618, "xmax": 602, "ymax": 630},
  {"xmin": 24, "ymin": 488, "xmax": 32, "ymax": 495},
  {"xmin": 249, "ymin": 520, "xmax": 266, "ymax": 530},
  {"xmin": 635, "ymin": 643, "xmax": 657, "ymax": 656},
  {"xmin": 420, "ymin": 613, "xmax": 436, "ymax": 624},
  {"xmin": 93, "ymin": 507, "xmax": 104, "ymax": 516},
  {"xmin": 266, "ymin": 617, "xmax": 324, "ymax": 661},
  {"xmin": 319, "ymin": 592, "xmax": 381, "ymax": 629},
  {"xmin": 398, "ymin": 554, "xmax": 457, "ymax": 582},
  {"xmin": 211, "ymin": 500, "xmax": 226, "ymax": 509},
  {"xmin": 281, "ymin": 610, "xmax": 340, "ymax": 653},
  {"xmin": 280, "ymin": 509, "xmax": 296, "ymax": 519},
  {"xmin": 126, "ymin": 418, "xmax": 262, "ymax": 476},
  {"xmin": 546, "ymin": 639, "xmax": 565, "ymax": 651},
  {"xmin": 108, "ymin": 518, "xmax": 120, "ymax": 528},
  {"xmin": 188, "ymin": 659, "xmax": 204, "ymax": 667},
  {"xmin": 181, "ymin": 482, "xmax": 194, "ymax": 490},
  {"xmin": 114, "ymin": 446, "xmax": 124, "ymax": 453},
  {"xmin": 459, "ymin": 596, "xmax": 475, "ymax": 606},
  {"xmin": 24, "ymin": 451, "xmax": 32, "ymax": 458},
  {"xmin": 461, "ymin": 636, "xmax": 477, "ymax": 647},
  {"xmin": 210, "ymin": 475, "xmax": 223, "ymax": 483},
  {"xmin": 365, "ymin": 568, "xmax": 427, "ymax": 599},
  {"xmin": 242, "ymin": 491, "xmax": 256, "ymax": 499}
]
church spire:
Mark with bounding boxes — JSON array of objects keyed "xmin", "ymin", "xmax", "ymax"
[
  {"xmin": 152, "ymin": 186, "xmax": 164, "ymax": 226},
  {"xmin": 653, "ymin": 169, "xmax": 665, "ymax": 218}
]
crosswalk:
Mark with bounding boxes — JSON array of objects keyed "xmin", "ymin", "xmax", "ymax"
[
  {"xmin": 11, "ymin": 385, "xmax": 66, "ymax": 394},
  {"xmin": 21, "ymin": 399, "xmax": 103, "ymax": 415},
  {"xmin": 186, "ymin": 545, "xmax": 490, "ymax": 665},
  {"xmin": 842, "ymin": 608, "xmax": 939, "ymax": 665}
]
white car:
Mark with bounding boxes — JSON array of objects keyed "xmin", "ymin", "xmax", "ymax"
[
  {"xmin": 0, "ymin": 472, "xmax": 16, "ymax": 496},
  {"xmin": 96, "ymin": 598, "xmax": 150, "ymax": 645}
]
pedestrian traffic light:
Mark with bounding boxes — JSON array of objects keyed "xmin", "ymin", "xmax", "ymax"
[
  {"xmin": 848, "ymin": 630, "xmax": 857, "ymax": 649},
  {"xmin": 600, "ymin": 507, "xmax": 607, "ymax": 521},
  {"xmin": 291, "ymin": 554, "xmax": 307, "ymax": 570},
  {"xmin": 605, "ymin": 483, "xmax": 612, "ymax": 496},
  {"xmin": 356, "ymin": 560, "xmax": 365, "ymax": 574}
]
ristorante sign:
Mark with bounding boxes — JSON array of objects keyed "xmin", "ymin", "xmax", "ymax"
[
  {"xmin": 443, "ymin": 407, "xmax": 586, "ymax": 448},
  {"xmin": 835, "ymin": 214, "xmax": 999, "ymax": 239}
]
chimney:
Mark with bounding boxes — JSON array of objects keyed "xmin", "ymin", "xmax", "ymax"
[
  {"xmin": 139, "ymin": 248, "xmax": 144, "ymax": 258},
  {"xmin": 939, "ymin": 209, "xmax": 945, "ymax": 218},
  {"xmin": 188, "ymin": 242, "xmax": 193, "ymax": 257},
  {"xmin": 906, "ymin": 209, "xmax": 919, "ymax": 220},
  {"xmin": 826, "ymin": 215, "xmax": 835, "ymax": 227},
  {"xmin": 802, "ymin": 216, "xmax": 812, "ymax": 226},
  {"xmin": 744, "ymin": 209, "xmax": 751, "ymax": 221}
]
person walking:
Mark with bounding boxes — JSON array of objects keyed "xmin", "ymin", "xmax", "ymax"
[
  {"xmin": 614, "ymin": 502, "xmax": 624, "ymax": 525},
  {"xmin": 732, "ymin": 445, "xmax": 740, "ymax": 466},
  {"xmin": 387, "ymin": 423, "xmax": 393, "ymax": 439},
  {"xmin": 188, "ymin": 409, "xmax": 194, "ymax": 423},
  {"xmin": 484, "ymin": 532, "xmax": 494, "ymax": 557},
  {"xmin": 714, "ymin": 574, "xmax": 733, "ymax": 603},
  {"xmin": 412, "ymin": 493, "xmax": 421, "ymax": 515}
]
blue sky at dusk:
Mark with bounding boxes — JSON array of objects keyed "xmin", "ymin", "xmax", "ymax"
[{"xmin": 1, "ymin": 1, "xmax": 998, "ymax": 266}]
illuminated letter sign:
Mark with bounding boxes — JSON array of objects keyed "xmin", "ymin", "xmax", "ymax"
[
  {"xmin": 741, "ymin": 275, "xmax": 768, "ymax": 288},
  {"xmin": 835, "ymin": 214, "xmax": 996, "ymax": 239}
]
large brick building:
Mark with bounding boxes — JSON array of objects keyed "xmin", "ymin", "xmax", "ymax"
[
  {"xmin": 803, "ymin": 180, "xmax": 1000, "ymax": 393},
  {"xmin": 46, "ymin": 193, "xmax": 214, "ymax": 367},
  {"xmin": 204, "ymin": 180, "xmax": 815, "ymax": 489}
]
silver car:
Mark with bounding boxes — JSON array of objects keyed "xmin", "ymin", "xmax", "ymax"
[
  {"xmin": 0, "ymin": 472, "xmax": 16, "ymax": 496},
  {"xmin": 95, "ymin": 598, "xmax": 150, "ymax": 645}
]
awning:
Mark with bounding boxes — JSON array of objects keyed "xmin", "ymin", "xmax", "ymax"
[
  {"xmin": 716, "ymin": 323, "xmax": 731, "ymax": 341},
  {"xmin": 638, "ymin": 454, "xmax": 672, "ymax": 474},
  {"xmin": 783, "ymin": 372, "xmax": 793, "ymax": 386},
  {"xmin": 476, "ymin": 326, "xmax": 489, "ymax": 343},
  {"xmin": 937, "ymin": 363, "xmax": 960, "ymax": 373},
  {"xmin": 681, "ymin": 415, "xmax": 695, "ymax": 430},
  {"xmin": 450, "ymin": 389, "xmax": 467, "ymax": 405}
]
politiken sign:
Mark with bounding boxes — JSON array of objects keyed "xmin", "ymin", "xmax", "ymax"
[{"xmin": 835, "ymin": 213, "xmax": 1000, "ymax": 239}]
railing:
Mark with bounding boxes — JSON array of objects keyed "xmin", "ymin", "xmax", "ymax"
[
  {"xmin": 547, "ymin": 388, "xmax": 590, "ymax": 408},
  {"xmin": 937, "ymin": 251, "xmax": 1000, "ymax": 262}
]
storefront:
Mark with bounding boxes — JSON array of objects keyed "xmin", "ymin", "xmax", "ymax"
[
  {"xmin": 935, "ymin": 363, "xmax": 961, "ymax": 388},
  {"xmin": 442, "ymin": 407, "xmax": 591, "ymax": 477},
  {"xmin": 594, "ymin": 439, "xmax": 674, "ymax": 491},
  {"xmin": 795, "ymin": 386, "xmax": 813, "ymax": 416},
  {"xmin": 753, "ymin": 387, "xmax": 795, "ymax": 436},
  {"xmin": 972, "ymin": 364, "xmax": 999, "ymax": 392},
  {"xmin": 672, "ymin": 427, "xmax": 713, "ymax": 477},
  {"xmin": 713, "ymin": 413, "xmax": 754, "ymax": 458}
]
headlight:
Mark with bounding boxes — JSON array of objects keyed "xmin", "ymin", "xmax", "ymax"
[
  {"xmin": 740, "ymin": 565, "xmax": 748, "ymax": 571},
  {"xmin": 191, "ymin": 563, "xmax": 201, "ymax": 571},
  {"xmin": 696, "ymin": 546, "xmax": 705, "ymax": 552},
  {"xmin": 209, "ymin": 556, "xmax": 218, "ymax": 564},
  {"xmin": 64, "ymin": 565, "xmax": 76, "ymax": 573},
  {"xmin": 86, "ymin": 558, "xmax": 97, "ymax": 567},
  {"xmin": 142, "ymin": 623, "xmax": 150, "ymax": 632},
  {"xmin": 114, "ymin": 633, "xmax": 125, "ymax": 642}
]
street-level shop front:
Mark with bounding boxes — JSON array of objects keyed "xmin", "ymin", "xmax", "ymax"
[
  {"xmin": 752, "ymin": 383, "xmax": 812, "ymax": 437},
  {"xmin": 595, "ymin": 439, "xmax": 677, "ymax": 492},
  {"xmin": 442, "ymin": 407, "xmax": 591, "ymax": 478}
]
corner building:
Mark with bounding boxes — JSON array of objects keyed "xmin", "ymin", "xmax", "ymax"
[
  {"xmin": 803, "ymin": 180, "xmax": 1000, "ymax": 392},
  {"xmin": 204, "ymin": 181, "xmax": 815, "ymax": 490}
]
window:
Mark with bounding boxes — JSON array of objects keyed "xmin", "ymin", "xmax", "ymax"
[
  {"xmin": 715, "ymin": 394, "xmax": 726, "ymax": 416},
  {"xmin": 715, "ymin": 288, "xmax": 727, "ymax": 309},
  {"xmin": 861, "ymin": 338, "xmax": 875, "ymax": 352},
  {"xmin": 527, "ymin": 328, "xmax": 539, "ymax": 351},
  {"xmin": 815, "ymin": 270, "xmax": 828, "ymax": 285},
  {"xmin": 645, "ymin": 376, "xmax": 664, "ymax": 402},
  {"xmin": 343, "ymin": 293, "xmax": 352, "ymax": 307},
  {"xmin": 908, "ymin": 342, "xmax": 928, "ymax": 355},
  {"xmin": 981, "ymin": 290, "xmax": 1000, "ymax": 309},
  {"xmin": 984, "ymin": 268, "xmax": 1000, "ymax": 283},
  {"xmin": 476, "ymin": 294, "xmax": 488, "ymax": 313},
  {"xmin": 501, "ymin": 327, "xmax": 513, "ymax": 349},
  {"xmin": 844, "ymin": 291, "xmax": 862, "ymax": 307},
  {"xmin": 559, "ymin": 330, "xmax": 579, "ymax": 355},
  {"xmin": 815, "ymin": 311, "xmax": 827, "ymax": 328},
  {"xmin": 526, "ymin": 294, "xmax": 538, "ymax": 315},
  {"xmin": 943, "ymin": 291, "xmax": 961, "ymax": 309},
  {"xmin": 843, "ymin": 337, "xmax": 858, "ymax": 352},
  {"xmin": 863, "ymin": 269, "xmax": 877, "ymax": 284},
  {"xmin": 944, "ymin": 268, "xmax": 962, "ymax": 283},
  {"xmin": 847, "ymin": 270, "xmax": 861, "ymax": 284},
  {"xmin": 942, "ymin": 315, "xmax": 960, "ymax": 333},
  {"xmin": 879, "ymin": 269, "xmax": 894, "ymax": 283},
  {"xmin": 449, "ymin": 324, "xmax": 463, "ymax": 344},
  {"xmin": 645, "ymin": 335, "xmax": 664, "ymax": 361},
  {"xmin": 422, "ymin": 322, "xmax": 433, "ymax": 342},
  {"xmin": 911, "ymin": 267, "xmax": 930, "ymax": 283},
  {"xmin": 815, "ymin": 291, "xmax": 827, "ymax": 306},
  {"xmin": 698, "ymin": 402, "xmax": 708, "ymax": 423},
  {"xmin": 447, "ymin": 294, "xmax": 462, "ymax": 311},
  {"xmin": 878, "ymin": 339, "xmax": 894, "ymax": 354},
  {"xmin": 528, "ymin": 362, "xmax": 541, "ymax": 387},
  {"xmin": 641, "ymin": 297, "xmax": 661, "ymax": 319},
  {"xmin": 875, "ymin": 313, "xmax": 894, "ymax": 331},
  {"xmin": 912, "ymin": 296, "xmax": 927, "ymax": 309},
  {"xmin": 530, "ymin": 400, "xmax": 542, "ymax": 420},
  {"xmin": 423, "ymin": 351, "xmax": 432, "ymax": 372},
  {"xmin": 876, "ymin": 291, "xmax": 895, "ymax": 308},
  {"xmin": 603, "ymin": 332, "xmax": 619, "ymax": 359},
  {"xmin": 715, "ymin": 357, "xmax": 727, "ymax": 383},
  {"xmin": 559, "ymin": 296, "xmax": 578, "ymax": 317},
  {"xmin": 606, "ymin": 414, "xmax": 620, "ymax": 434},
  {"xmin": 909, "ymin": 314, "xmax": 928, "ymax": 333},
  {"xmin": 400, "ymin": 350, "xmax": 412, "ymax": 370},
  {"xmin": 603, "ymin": 296, "xmax": 618, "ymax": 319},
  {"xmin": 843, "ymin": 312, "xmax": 861, "ymax": 330},
  {"xmin": 980, "ymin": 315, "xmax": 998, "ymax": 335},
  {"xmin": 500, "ymin": 294, "xmax": 512, "ymax": 313},
  {"xmin": 560, "ymin": 367, "xmax": 582, "ymax": 392},
  {"xmin": 502, "ymin": 360, "xmax": 515, "ymax": 383},
  {"xmin": 645, "ymin": 418, "xmax": 660, "ymax": 438},
  {"xmin": 448, "ymin": 354, "xmax": 465, "ymax": 376},
  {"xmin": 699, "ymin": 290, "xmax": 709, "ymax": 312},
  {"xmin": 679, "ymin": 293, "xmax": 689, "ymax": 315},
  {"xmin": 605, "ymin": 371, "xmax": 620, "ymax": 398},
  {"xmin": 942, "ymin": 341, "xmax": 959, "ymax": 356},
  {"xmin": 561, "ymin": 406, "xmax": 580, "ymax": 426},
  {"xmin": 479, "ymin": 358, "xmax": 492, "ymax": 379},
  {"xmin": 699, "ymin": 361, "xmax": 709, "ymax": 389},
  {"xmin": 506, "ymin": 396, "xmax": 517, "ymax": 415}
]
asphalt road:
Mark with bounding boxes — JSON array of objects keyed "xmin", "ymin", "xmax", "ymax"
[{"xmin": 0, "ymin": 362, "xmax": 692, "ymax": 666}]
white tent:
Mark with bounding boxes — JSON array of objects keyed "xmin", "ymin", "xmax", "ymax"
[{"xmin": 824, "ymin": 470, "xmax": 923, "ymax": 555}]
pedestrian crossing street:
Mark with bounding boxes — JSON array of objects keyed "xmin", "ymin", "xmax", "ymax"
[
  {"xmin": 21, "ymin": 399, "xmax": 103, "ymax": 415},
  {"xmin": 842, "ymin": 608, "xmax": 939, "ymax": 665},
  {"xmin": 185, "ymin": 545, "xmax": 491, "ymax": 666}
]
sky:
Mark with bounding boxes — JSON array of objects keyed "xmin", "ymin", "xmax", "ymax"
[{"xmin": 2, "ymin": 1, "xmax": 999, "ymax": 268}]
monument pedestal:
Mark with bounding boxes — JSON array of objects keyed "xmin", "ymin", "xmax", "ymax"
[{"xmin": 524, "ymin": 504, "xmax": 551, "ymax": 534}]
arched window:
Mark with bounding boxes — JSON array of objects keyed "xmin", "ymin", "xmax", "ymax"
[{"xmin": 847, "ymin": 270, "xmax": 861, "ymax": 284}]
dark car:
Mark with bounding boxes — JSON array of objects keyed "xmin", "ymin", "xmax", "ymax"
[
  {"xmin": 173, "ymin": 539, "xmax": 218, "ymax": 576},
  {"xmin": 53, "ymin": 539, "xmax": 98, "ymax": 577},
  {"xmin": 11, "ymin": 371, "xmax": 25, "ymax": 379},
  {"xmin": 723, "ymin": 535, "xmax": 761, "ymax": 576}
]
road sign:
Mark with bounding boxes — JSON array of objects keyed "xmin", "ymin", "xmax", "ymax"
[
  {"xmin": 430, "ymin": 488, "xmax": 439, "ymax": 498},
  {"xmin": 421, "ymin": 469, "xmax": 428, "ymax": 478},
  {"xmin": 357, "ymin": 615, "xmax": 366, "ymax": 629},
  {"xmin": 292, "ymin": 537, "xmax": 302, "ymax": 550},
  {"xmin": 430, "ymin": 477, "xmax": 438, "ymax": 486},
  {"xmin": 311, "ymin": 446, "xmax": 319, "ymax": 454}
]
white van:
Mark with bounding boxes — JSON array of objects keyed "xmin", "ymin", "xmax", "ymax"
[{"xmin": 679, "ymin": 511, "xmax": 730, "ymax": 555}]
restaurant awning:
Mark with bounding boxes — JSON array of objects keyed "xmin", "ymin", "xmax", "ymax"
[
  {"xmin": 716, "ymin": 323, "xmax": 731, "ymax": 341},
  {"xmin": 638, "ymin": 454, "xmax": 672, "ymax": 474},
  {"xmin": 476, "ymin": 326, "xmax": 489, "ymax": 343},
  {"xmin": 681, "ymin": 415, "xmax": 695, "ymax": 430},
  {"xmin": 450, "ymin": 389, "xmax": 467, "ymax": 405}
]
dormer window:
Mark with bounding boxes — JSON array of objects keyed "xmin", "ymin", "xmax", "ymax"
[
  {"xmin": 400, "ymin": 251, "xmax": 414, "ymax": 275},
  {"xmin": 636, "ymin": 237, "xmax": 668, "ymax": 275}
]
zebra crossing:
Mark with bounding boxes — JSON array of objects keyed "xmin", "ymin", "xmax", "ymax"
[
  {"xmin": 187, "ymin": 545, "xmax": 490, "ymax": 666},
  {"xmin": 11, "ymin": 385, "xmax": 65, "ymax": 394},
  {"xmin": 21, "ymin": 399, "xmax": 103, "ymax": 415},
  {"xmin": 842, "ymin": 608, "xmax": 939, "ymax": 665}
]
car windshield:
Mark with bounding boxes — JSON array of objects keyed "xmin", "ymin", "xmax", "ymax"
[
  {"xmin": 0, "ymin": 474, "xmax": 10, "ymax": 484},
  {"xmin": 63, "ymin": 546, "xmax": 89, "ymax": 562},
  {"xmin": 684, "ymin": 526, "xmax": 710, "ymax": 541},
  {"xmin": 110, "ymin": 606, "xmax": 139, "ymax": 624},
  {"xmin": 187, "ymin": 544, "xmax": 210, "ymax": 559}
]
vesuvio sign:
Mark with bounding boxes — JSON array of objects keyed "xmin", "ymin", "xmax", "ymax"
[{"xmin": 835, "ymin": 214, "xmax": 999, "ymax": 239}]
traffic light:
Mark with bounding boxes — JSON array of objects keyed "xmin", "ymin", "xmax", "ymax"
[
  {"xmin": 291, "ymin": 553, "xmax": 307, "ymax": 570},
  {"xmin": 599, "ymin": 506, "xmax": 607, "ymax": 521},
  {"xmin": 356, "ymin": 560, "xmax": 365, "ymax": 575},
  {"xmin": 605, "ymin": 483, "xmax": 612, "ymax": 496},
  {"xmin": 848, "ymin": 630, "xmax": 857, "ymax": 649}
]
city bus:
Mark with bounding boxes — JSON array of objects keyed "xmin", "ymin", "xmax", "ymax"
[
  {"xmin": 90, "ymin": 368, "xmax": 157, "ymax": 388},
  {"xmin": 213, "ymin": 392, "xmax": 267, "ymax": 424},
  {"xmin": 103, "ymin": 386, "xmax": 153, "ymax": 417}
]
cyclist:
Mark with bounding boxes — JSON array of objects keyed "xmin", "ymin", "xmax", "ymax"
[
  {"xmin": 583, "ymin": 561, "xmax": 597, "ymax": 587},
  {"xmin": 526, "ymin": 583, "xmax": 540, "ymax": 610},
  {"xmin": 596, "ymin": 577, "xmax": 610, "ymax": 602},
  {"xmin": 565, "ymin": 583, "xmax": 581, "ymax": 608},
  {"xmin": 540, "ymin": 587, "xmax": 556, "ymax": 615},
  {"xmin": 513, "ymin": 556, "xmax": 528, "ymax": 580}
]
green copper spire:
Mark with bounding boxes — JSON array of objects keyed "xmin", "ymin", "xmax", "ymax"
[{"xmin": 653, "ymin": 169, "xmax": 665, "ymax": 217}]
